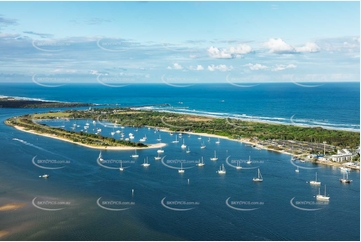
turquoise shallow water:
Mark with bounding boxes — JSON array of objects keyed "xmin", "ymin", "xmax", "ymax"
[{"xmin": 0, "ymin": 83, "xmax": 359, "ymax": 240}]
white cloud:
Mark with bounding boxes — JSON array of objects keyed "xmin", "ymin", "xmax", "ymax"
[
  {"xmin": 272, "ymin": 64, "xmax": 297, "ymax": 71},
  {"xmin": 167, "ymin": 63, "xmax": 183, "ymax": 70},
  {"xmin": 207, "ymin": 44, "xmax": 252, "ymax": 59},
  {"xmin": 263, "ymin": 38, "xmax": 295, "ymax": 53},
  {"xmin": 295, "ymin": 42, "xmax": 320, "ymax": 53},
  {"xmin": 244, "ymin": 63, "xmax": 268, "ymax": 71},
  {"xmin": 207, "ymin": 64, "xmax": 233, "ymax": 72},
  {"xmin": 189, "ymin": 65, "xmax": 204, "ymax": 71}
]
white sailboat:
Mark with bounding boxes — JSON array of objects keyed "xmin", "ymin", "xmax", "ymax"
[
  {"xmin": 186, "ymin": 147, "xmax": 190, "ymax": 153},
  {"xmin": 119, "ymin": 161, "xmax": 124, "ymax": 171},
  {"xmin": 154, "ymin": 153, "xmax": 162, "ymax": 160},
  {"xmin": 98, "ymin": 151, "xmax": 104, "ymax": 162},
  {"xmin": 200, "ymin": 142, "xmax": 206, "ymax": 149},
  {"xmin": 247, "ymin": 156, "xmax": 252, "ymax": 164},
  {"xmin": 236, "ymin": 160, "xmax": 242, "ymax": 170},
  {"xmin": 198, "ymin": 136, "xmax": 202, "ymax": 140},
  {"xmin": 131, "ymin": 149, "xmax": 139, "ymax": 158},
  {"xmin": 316, "ymin": 185, "xmax": 330, "ymax": 201},
  {"xmin": 181, "ymin": 139, "xmax": 187, "ymax": 149},
  {"xmin": 210, "ymin": 150, "xmax": 218, "ymax": 161},
  {"xmin": 215, "ymin": 138, "xmax": 220, "ymax": 144},
  {"xmin": 340, "ymin": 171, "xmax": 352, "ymax": 183},
  {"xmin": 309, "ymin": 172, "xmax": 321, "ymax": 185},
  {"xmin": 197, "ymin": 157, "xmax": 205, "ymax": 167},
  {"xmin": 139, "ymin": 134, "xmax": 147, "ymax": 142},
  {"xmin": 217, "ymin": 164, "xmax": 226, "ymax": 174},
  {"xmin": 157, "ymin": 148, "xmax": 164, "ymax": 154},
  {"xmin": 142, "ymin": 157, "xmax": 150, "ymax": 167},
  {"xmin": 171, "ymin": 135, "xmax": 179, "ymax": 143},
  {"xmin": 253, "ymin": 168, "xmax": 263, "ymax": 182},
  {"xmin": 295, "ymin": 166, "xmax": 300, "ymax": 173},
  {"xmin": 156, "ymin": 135, "xmax": 162, "ymax": 141},
  {"xmin": 178, "ymin": 162, "xmax": 185, "ymax": 173},
  {"xmin": 39, "ymin": 174, "xmax": 49, "ymax": 178}
]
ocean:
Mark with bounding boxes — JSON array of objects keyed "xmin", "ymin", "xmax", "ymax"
[{"xmin": 0, "ymin": 82, "xmax": 359, "ymax": 240}]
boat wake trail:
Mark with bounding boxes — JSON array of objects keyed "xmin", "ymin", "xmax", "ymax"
[{"xmin": 12, "ymin": 138, "xmax": 59, "ymax": 156}]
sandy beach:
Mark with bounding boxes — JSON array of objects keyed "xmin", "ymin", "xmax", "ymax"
[{"xmin": 13, "ymin": 126, "xmax": 167, "ymax": 150}]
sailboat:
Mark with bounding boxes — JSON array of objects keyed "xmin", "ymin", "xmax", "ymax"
[
  {"xmin": 236, "ymin": 160, "xmax": 242, "ymax": 170},
  {"xmin": 139, "ymin": 134, "xmax": 147, "ymax": 142},
  {"xmin": 215, "ymin": 138, "xmax": 220, "ymax": 144},
  {"xmin": 181, "ymin": 139, "xmax": 187, "ymax": 149},
  {"xmin": 309, "ymin": 172, "xmax": 321, "ymax": 185},
  {"xmin": 119, "ymin": 161, "xmax": 124, "ymax": 171},
  {"xmin": 142, "ymin": 157, "xmax": 150, "ymax": 167},
  {"xmin": 157, "ymin": 148, "xmax": 164, "ymax": 154},
  {"xmin": 295, "ymin": 166, "xmax": 300, "ymax": 173},
  {"xmin": 98, "ymin": 151, "xmax": 104, "ymax": 162},
  {"xmin": 316, "ymin": 185, "xmax": 330, "ymax": 201},
  {"xmin": 171, "ymin": 135, "xmax": 179, "ymax": 143},
  {"xmin": 197, "ymin": 157, "xmax": 205, "ymax": 167},
  {"xmin": 340, "ymin": 171, "xmax": 352, "ymax": 183},
  {"xmin": 210, "ymin": 150, "xmax": 218, "ymax": 161},
  {"xmin": 200, "ymin": 142, "xmax": 206, "ymax": 149},
  {"xmin": 217, "ymin": 164, "xmax": 226, "ymax": 174},
  {"xmin": 207, "ymin": 137, "xmax": 210, "ymax": 142},
  {"xmin": 156, "ymin": 135, "xmax": 162, "ymax": 141},
  {"xmin": 178, "ymin": 162, "xmax": 185, "ymax": 173},
  {"xmin": 154, "ymin": 153, "xmax": 162, "ymax": 160},
  {"xmin": 186, "ymin": 147, "xmax": 190, "ymax": 153},
  {"xmin": 247, "ymin": 156, "xmax": 252, "ymax": 164},
  {"xmin": 131, "ymin": 149, "xmax": 139, "ymax": 158},
  {"xmin": 198, "ymin": 136, "xmax": 202, "ymax": 140},
  {"xmin": 253, "ymin": 168, "xmax": 263, "ymax": 182}
]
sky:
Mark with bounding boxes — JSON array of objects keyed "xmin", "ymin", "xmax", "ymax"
[{"xmin": 0, "ymin": 1, "xmax": 359, "ymax": 85}]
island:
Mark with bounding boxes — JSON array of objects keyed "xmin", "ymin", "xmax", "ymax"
[
  {"xmin": 5, "ymin": 107, "xmax": 360, "ymax": 168},
  {"xmin": 0, "ymin": 96, "xmax": 92, "ymax": 108}
]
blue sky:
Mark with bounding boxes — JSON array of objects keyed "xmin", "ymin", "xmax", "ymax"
[{"xmin": 0, "ymin": 1, "xmax": 359, "ymax": 85}]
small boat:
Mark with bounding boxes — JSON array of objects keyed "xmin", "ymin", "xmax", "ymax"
[
  {"xmin": 247, "ymin": 156, "xmax": 252, "ymax": 164},
  {"xmin": 178, "ymin": 162, "xmax": 185, "ymax": 173},
  {"xmin": 170, "ymin": 132, "xmax": 174, "ymax": 136},
  {"xmin": 210, "ymin": 151, "xmax": 218, "ymax": 161},
  {"xmin": 236, "ymin": 160, "xmax": 242, "ymax": 170},
  {"xmin": 217, "ymin": 164, "xmax": 226, "ymax": 174},
  {"xmin": 98, "ymin": 151, "xmax": 104, "ymax": 162},
  {"xmin": 186, "ymin": 147, "xmax": 190, "ymax": 153},
  {"xmin": 340, "ymin": 167, "xmax": 351, "ymax": 172},
  {"xmin": 39, "ymin": 174, "xmax": 49, "ymax": 178},
  {"xmin": 119, "ymin": 161, "xmax": 124, "ymax": 171},
  {"xmin": 116, "ymin": 130, "xmax": 121, "ymax": 134},
  {"xmin": 200, "ymin": 142, "xmax": 206, "ymax": 149},
  {"xmin": 295, "ymin": 166, "xmax": 300, "ymax": 173},
  {"xmin": 316, "ymin": 185, "xmax": 330, "ymax": 201},
  {"xmin": 198, "ymin": 136, "xmax": 202, "ymax": 140},
  {"xmin": 179, "ymin": 133, "xmax": 183, "ymax": 137},
  {"xmin": 197, "ymin": 157, "xmax": 205, "ymax": 167},
  {"xmin": 309, "ymin": 172, "xmax": 321, "ymax": 185},
  {"xmin": 92, "ymin": 120, "xmax": 96, "ymax": 124},
  {"xmin": 131, "ymin": 149, "xmax": 139, "ymax": 158},
  {"xmin": 142, "ymin": 157, "xmax": 150, "ymax": 167},
  {"xmin": 253, "ymin": 168, "xmax": 263, "ymax": 182},
  {"xmin": 171, "ymin": 136, "xmax": 179, "ymax": 143},
  {"xmin": 207, "ymin": 137, "xmax": 210, "ymax": 142},
  {"xmin": 215, "ymin": 138, "xmax": 220, "ymax": 144},
  {"xmin": 154, "ymin": 154, "xmax": 162, "ymax": 160},
  {"xmin": 111, "ymin": 131, "xmax": 115, "ymax": 136},
  {"xmin": 181, "ymin": 139, "xmax": 187, "ymax": 149},
  {"xmin": 340, "ymin": 171, "xmax": 352, "ymax": 183},
  {"xmin": 139, "ymin": 135, "xmax": 147, "ymax": 142},
  {"xmin": 156, "ymin": 135, "xmax": 162, "ymax": 141},
  {"xmin": 157, "ymin": 149, "xmax": 164, "ymax": 154}
]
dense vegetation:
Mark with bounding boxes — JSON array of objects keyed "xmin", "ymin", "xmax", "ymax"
[
  {"xmin": 0, "ymin": 98, "xmax": 92, "ymax": 108},
  {"xmin": 35, "ymin": 108, "xmax": 360, "ymax": 149}
]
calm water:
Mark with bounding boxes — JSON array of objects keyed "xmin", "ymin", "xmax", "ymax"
[{"xmin": 0, "ymin": 83, "xmax": 359, "ymax": 240}]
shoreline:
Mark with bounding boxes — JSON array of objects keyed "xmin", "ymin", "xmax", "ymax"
[{"xmin": 12, "ymin": 125, "xmax": 167, "ymax": 150}]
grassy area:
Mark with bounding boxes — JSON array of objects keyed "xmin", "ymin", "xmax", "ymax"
[{"xmin": 33, "ymin": 112, "xmax": 72, "ymax": 118}]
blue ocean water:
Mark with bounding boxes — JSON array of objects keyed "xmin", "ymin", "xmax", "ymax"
[{"xmin": 0, "ymin": 83, "xmax": 359, "ymax": 240}]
